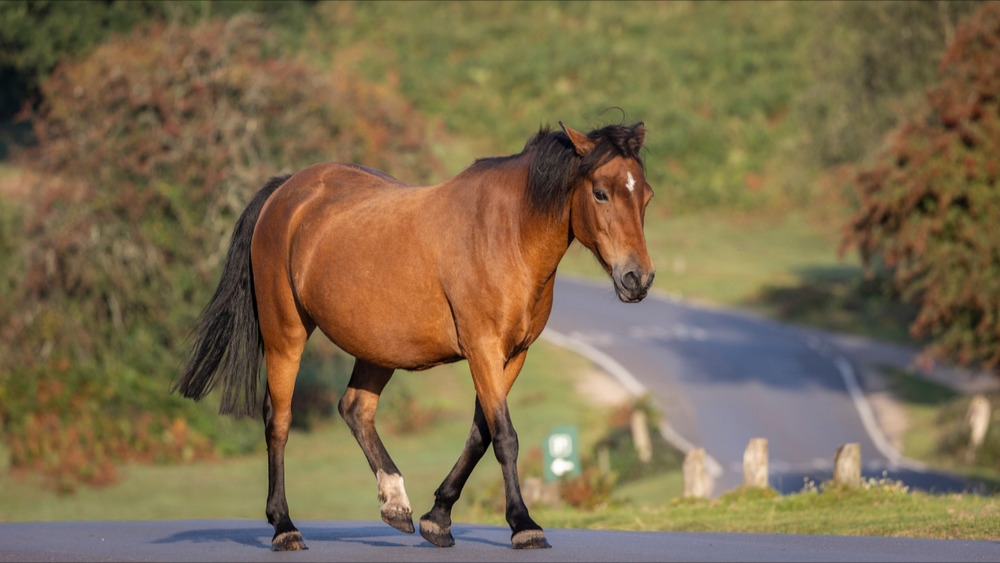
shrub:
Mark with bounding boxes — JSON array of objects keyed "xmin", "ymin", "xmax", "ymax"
[{"xmin": 842, "ymin": 3, "xmax": 1000, "ymax": 374}]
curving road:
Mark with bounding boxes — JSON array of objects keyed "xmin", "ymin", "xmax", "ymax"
[{"xmin": 543, "ymin": 276, "xmax": 980, "ymax": 496}]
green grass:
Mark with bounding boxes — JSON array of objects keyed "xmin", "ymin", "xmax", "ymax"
[
  {"xmin": 308, "ymin": 1, "xmax": 821, "ymax": 210},
  {"xmin": 530, "ymin": 485, "xmax": 1000, "ymax": 540},
  {"xmin": 559, "ymin": 209, "xmax": 848, "ymax": 304}
]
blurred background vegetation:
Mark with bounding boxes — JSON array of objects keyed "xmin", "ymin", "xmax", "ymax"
[{"xmin": 0, "ymin": 0, "xmax": 997, "ymax": 495}]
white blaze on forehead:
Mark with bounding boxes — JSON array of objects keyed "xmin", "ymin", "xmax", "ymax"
[{"xmin": 626, "ymin": 171, "xmax": 636, "ymax": 192}]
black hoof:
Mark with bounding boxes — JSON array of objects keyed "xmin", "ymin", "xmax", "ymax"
[
  {"xmin": 419, "ymin": 518, "xmax": 455, "ymax": 547},
  {"xmin": 271, "ymin": 530, "xmax": 308, "ymax": 551},
  {"xmin": 382, "ymin": 510, "xmax": 415, "ymax": 534},
  {"xmin": 512, "ymin": 528, "xmax": 551, "ymax": 549}
]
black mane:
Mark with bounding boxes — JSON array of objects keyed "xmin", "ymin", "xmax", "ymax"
[{"xmin": 475, "ymin": 122, "xmax": 645, "ymax": 216}]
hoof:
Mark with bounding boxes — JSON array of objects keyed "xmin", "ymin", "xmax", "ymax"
[
  {"xmin": 512, "ymin": 528, "xmax": 551, "ymax": 549},
  {"xmin": 271, "ymin": 530, "xmax": 308, "ymax": 551},
  {"xmin": 382, "ymin": 508, "xmax": 415, "ymax": 534},
  {"xmin": 419, "ymin": 517, "xmax": 455, "ymax": 548}
]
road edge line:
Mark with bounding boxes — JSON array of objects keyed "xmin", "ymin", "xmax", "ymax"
[{"xmin": 541, "ymin": 327, "xmax": 724, "ymax": 478}]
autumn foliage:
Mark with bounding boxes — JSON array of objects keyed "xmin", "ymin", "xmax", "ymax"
[
  {"xmin": 843, "ymin": 3, "xmax": 1000, "ymax": 373},
  {"xmin": 0, "ymin": 16, "xmax": 443, "ymax": 491}
]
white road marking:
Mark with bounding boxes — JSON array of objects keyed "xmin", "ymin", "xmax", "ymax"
[{"xmin": 541, "ymin": 327, "xmax": 724, "ymax": 479}]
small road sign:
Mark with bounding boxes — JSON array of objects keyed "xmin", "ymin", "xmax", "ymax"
[{"xmin": 544, "ymin": 425, "xmax": 581, "ymax": 482}]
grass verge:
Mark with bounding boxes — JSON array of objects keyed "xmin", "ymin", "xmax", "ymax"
[{"xmin": 530, "ymin": 484, "xmax": 1000, "ymax": 540}]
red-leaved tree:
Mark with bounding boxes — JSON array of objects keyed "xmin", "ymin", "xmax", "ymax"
[{"xmin": 843, "ymin": 3, "xmax": 1000, "ymax": 373}]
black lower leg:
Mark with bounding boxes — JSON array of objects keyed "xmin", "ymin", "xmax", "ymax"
[
  {"xmin": 420, "ymin": 400, "xmax": 491, "ymax": 547},
  {"xmin": 491, "ymin": 406, "xmax": 549, "ymax": 549},
  {"xmin": 263, "ymin": 394, "xmax": 306, "ymax": 551}
]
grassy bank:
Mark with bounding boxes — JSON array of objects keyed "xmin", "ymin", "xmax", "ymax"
[{"xmin": 530, "ymin": 485, "xmax": 1000, "ymax": 540}]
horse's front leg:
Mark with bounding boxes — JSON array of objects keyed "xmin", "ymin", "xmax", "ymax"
[
  {"xmin": 338, "ymin": 359, "xmax": 414, "ymax": 534},
  {"xmin": 487, "ymin": 394, "xmax": 550, "ymax": 549},
  {"xmin": 421, "ymin": 349, "xmax": 550, "ymax": 549}
]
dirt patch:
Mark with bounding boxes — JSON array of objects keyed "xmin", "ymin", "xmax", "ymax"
[{"xmin": 573, "ymin": 368, "xmax": 632, "ymax": 407}]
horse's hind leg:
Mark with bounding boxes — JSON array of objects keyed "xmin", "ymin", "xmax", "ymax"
[
  {"xmin": 262, "ymin": 340, "xmax": 310, "ymax": 551},
  {"xmin": 339, "ymin": 359, "xmax": 414, "ymax": 534}
]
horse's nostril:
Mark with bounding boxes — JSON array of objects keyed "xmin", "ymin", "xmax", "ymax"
[{"xmin": 623, "ymin": 270, "xmax": 640, "ymax": 291}]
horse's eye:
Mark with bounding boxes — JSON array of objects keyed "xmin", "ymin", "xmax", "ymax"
[{"xmin": 593, "ymin": 188, "xmax": 609, "ymax": 203}]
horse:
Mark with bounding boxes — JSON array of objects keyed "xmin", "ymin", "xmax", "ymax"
[{"xmin": 172, "ymin": 121, "xmax": 655, "ymax": 551}]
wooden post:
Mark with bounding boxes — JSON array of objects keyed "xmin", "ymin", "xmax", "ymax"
[
  {"xmin": 742, "ymin": 438, "xmax": 768, "ymax": 488},
  {"xmin": 682, "ymin": 447, "xmax": 714, "ymax": 498},
  {"xmin": 630, "ymin": 409, "xmax": 653, "ymax": 464},
  {"xmin": 967, "ymin": 394, "xmax": 991, "ymax": 463},
  {"xmin": 833, "ymin": 443, "xmax": 861, "ymax": 488}
]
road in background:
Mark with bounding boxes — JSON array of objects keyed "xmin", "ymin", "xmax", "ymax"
[{"xmin": 544, "ymin": 277, "xmax": 980, "ymax": 495}]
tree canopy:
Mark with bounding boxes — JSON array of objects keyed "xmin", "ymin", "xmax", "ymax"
[{"xmin": 844, "ymin": 2, "xmax": 1000, "ymax": 372}]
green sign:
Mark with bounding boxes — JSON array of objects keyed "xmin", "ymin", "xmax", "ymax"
[{"xmin": 543, "ymin": 425, "xmax": 581, "ymax": 482}]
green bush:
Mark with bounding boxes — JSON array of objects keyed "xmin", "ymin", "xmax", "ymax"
[{"xmin": 595, "ymin": 396, "xmax": 683, "ymax": 485}]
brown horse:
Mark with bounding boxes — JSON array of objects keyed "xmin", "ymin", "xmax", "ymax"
[{"xmin": 173, "ymin": 121, "xmax": 654, "ymax": 551}]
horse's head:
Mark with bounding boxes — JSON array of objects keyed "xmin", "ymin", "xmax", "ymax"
[{"xmin": 563, "ymin": 121, "xmax": 655, "ymax": 303}]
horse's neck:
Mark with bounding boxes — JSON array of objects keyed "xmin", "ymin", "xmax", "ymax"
[{"xmin": 487, "ymin": 165, "xmax": 572, "ymax": 284}]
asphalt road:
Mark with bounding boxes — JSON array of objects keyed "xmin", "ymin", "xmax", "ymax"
[
  {"xmin": 543, "ymin": 276, "xmax": 982, "ymax": 495},
  {"xmin": 1, "ymin": 520, "xmax": 997, "ymax": 562}
]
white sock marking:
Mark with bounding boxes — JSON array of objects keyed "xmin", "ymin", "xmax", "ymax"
[{"xmin": 376, "ymin": 469, "xmax": 412, "ymax": 510}]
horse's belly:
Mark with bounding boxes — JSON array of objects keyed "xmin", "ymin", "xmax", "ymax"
[{"xmin": 305, "ymin": 283, "xmax": 462, "ymax": 370}]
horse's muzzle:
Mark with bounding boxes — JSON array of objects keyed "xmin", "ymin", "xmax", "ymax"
[{"xmin": 613, "ymin": 267, "xmax": 655, "ymax": 303}]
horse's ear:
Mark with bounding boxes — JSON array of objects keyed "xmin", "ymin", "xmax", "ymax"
[
  {"xmin": 630, "ymin": 122, "xmax": 646, "ymax": 152},
  {"xmin": 560, "ymin": 121, "xmax": 595, "ymax": 157}
]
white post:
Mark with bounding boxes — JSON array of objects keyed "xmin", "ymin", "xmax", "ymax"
[
  {"xmin": 630, "ymin": 409, "xmax": 653, "ymax": 464},
  {"xmin": 833, "ymin": 443, "xmax": 861, "ymax": 488},
  {"xmin": 967, "ymin": 394, "xmax": 991, "ymax": 463},
  {"xmin": 742, "ymin": 438, "xmax": 768, "ymax": 489},
  {"xmin": 682, "ymin": 447, "xmax": 714, "ymax": 498}
]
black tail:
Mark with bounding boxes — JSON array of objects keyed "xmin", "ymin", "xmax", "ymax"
[{"xmin": 172, "ymin": 174, "xmax": 292, "ymax": 418}]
